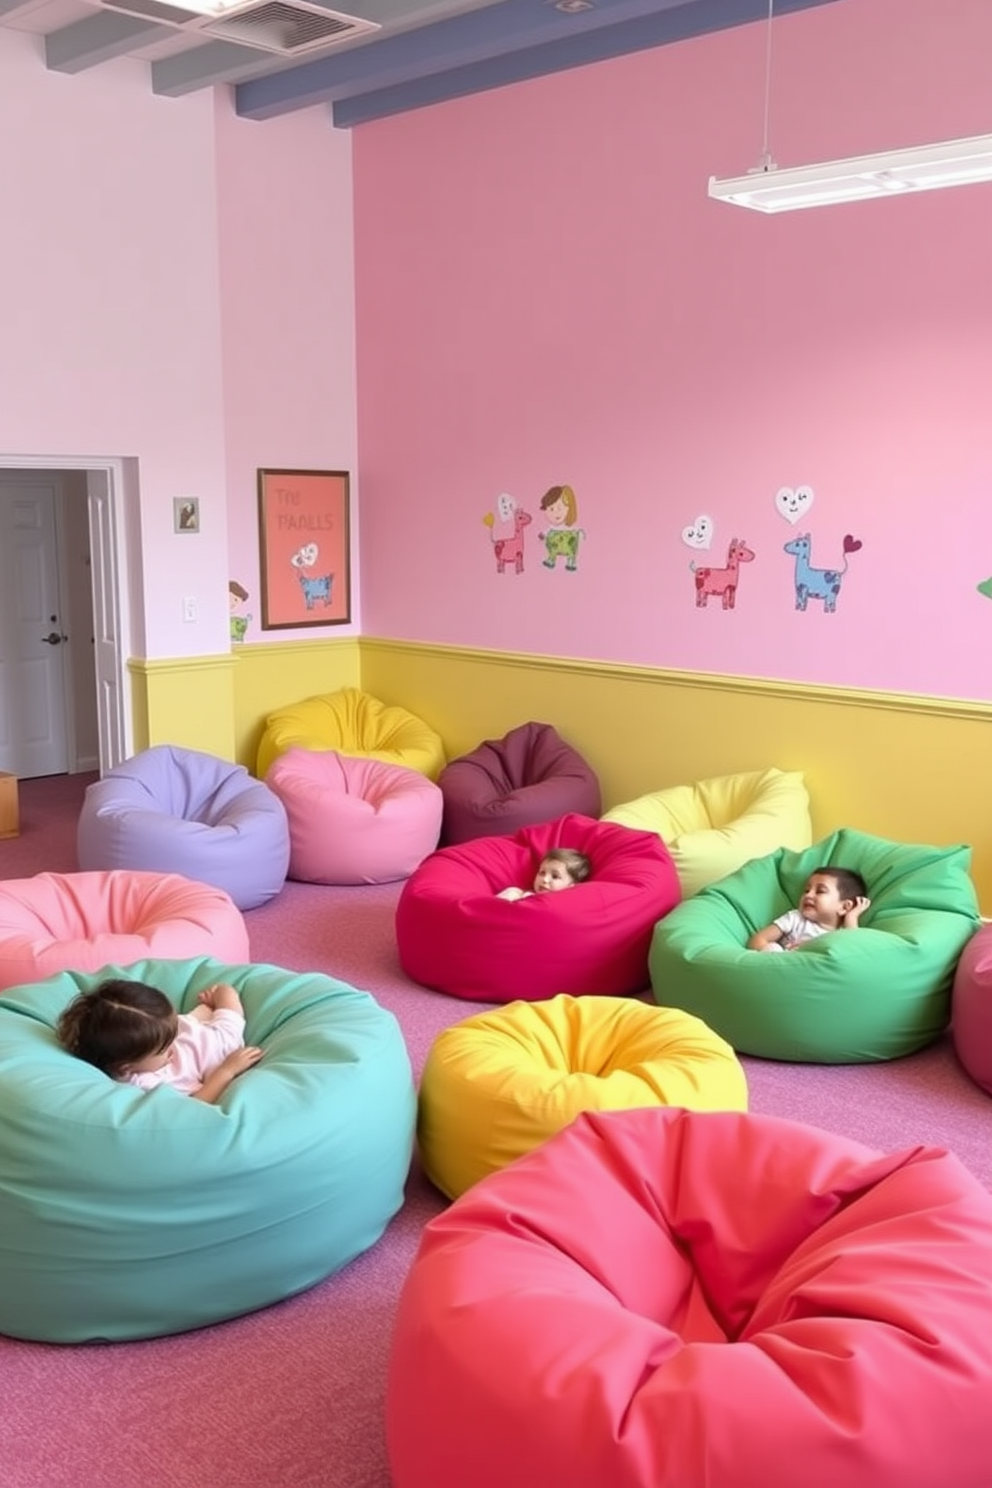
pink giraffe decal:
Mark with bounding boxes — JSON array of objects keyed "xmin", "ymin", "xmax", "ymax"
[{"xmin": 691, "ymin": 537, "xmax": 755, "ymax": 609}]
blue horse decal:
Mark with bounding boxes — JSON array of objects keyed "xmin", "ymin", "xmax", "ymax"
[{"xmin": 784, "ymin": 532, "xmax": 862, "ymax": 613}]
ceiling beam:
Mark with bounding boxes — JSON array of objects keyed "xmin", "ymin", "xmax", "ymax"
[
  {"xmin": 235, "ymin": 0, "xmax": 840, "ymax": 124},
  {"xmin": 151, "ymin": 39, "xmax": 296, "ymax": 97},
  {"xmin": 45, "ymin": 12, "xmax": 171, "ymax": 73}
]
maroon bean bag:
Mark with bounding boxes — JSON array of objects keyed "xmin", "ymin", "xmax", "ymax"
[
  {"xmin": 439, "ymin": 722, "xmax": 601, "ymax": 846},
  {"xmin": 395, "ymin": 814, "xmax": 681, "ymax": 1002},
  {"xmin": 952, "ymin": 924, "xmax": 992, "ymax": 1096}
]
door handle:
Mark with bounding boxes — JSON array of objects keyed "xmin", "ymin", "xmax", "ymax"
[{"xmin": 41, "ymin": 632, "xmax": 66, "ymax": 645}]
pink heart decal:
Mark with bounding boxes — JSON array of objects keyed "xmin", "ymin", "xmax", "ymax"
[{"xmin": 843, "ymin": 535, "xmax": 863, "ymax": 554}]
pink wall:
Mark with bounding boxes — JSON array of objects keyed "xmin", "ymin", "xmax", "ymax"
[
  {"xmin": 0, "ymin": 43, "xmax": 360, "ymax": 660},
  {"xmin": 353, "ymin": 0, "xmax": 992, "ymax": 700},
  {"xmin": 214, "ymin": 95, "xmax": 360, "ymax": 642},
  {"xmin": 0, "ymin": 39, "xmax": 228, "ymax": 658}
]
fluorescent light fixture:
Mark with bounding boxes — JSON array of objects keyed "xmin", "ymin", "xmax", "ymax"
[{"xmin": 708, "ymin": 133, "xmax": 992, "ymax": 213}]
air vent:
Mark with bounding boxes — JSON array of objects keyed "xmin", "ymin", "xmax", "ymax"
[
  {"xmin": 95, "ymin": 0, "xmax": 380, "ymax": 56},
  {"xmin": 201, "ymin": 2, "xmax": 379, "ymax": 55}
]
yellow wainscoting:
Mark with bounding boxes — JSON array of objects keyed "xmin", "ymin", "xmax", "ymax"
[
  {"xmin": 231, "ymin": 638, "xmax": 361, "ymax": 771},
  {"xmin": 129, "ymin": 638, "xmax": 360, "ymax": 773},
  {"xmin": 129, "ymin": 655, "xmax": 237, "ymax": 760},
  {"xmin": 360, "ymin": 638, "xmax": 992, "ymax": 913}
]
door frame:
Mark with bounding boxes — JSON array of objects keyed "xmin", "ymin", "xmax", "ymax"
[{"xmin": 0, "ymin": 452, "xmax": 132, "ymax": 773}]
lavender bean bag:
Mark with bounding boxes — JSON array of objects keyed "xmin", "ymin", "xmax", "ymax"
[
  {"xmin": 77, "ymin": 746, "xmax": 289, "ymax": 910},
  {"xmin": 439, "ymin": 722, "xmax": 601, "ymax": 846}
]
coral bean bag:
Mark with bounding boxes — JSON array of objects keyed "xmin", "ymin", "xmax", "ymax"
[
  {"xmin": 256, "ymin": 687, "xmax": 446, "ymax": 781},
  {"xmin": 388, "ymin": 1107, "xmax": 992, "ymax": 1488},
  {"xmin": 0, "ymin": 958, "xmax": 415, "ymax": 1342},
  {"xmin": 396, "ymin": 814, "xmax": 681, "ymax": 1002},
  {"xmin": 649, "ymin": 829, "xmax": 980, "ymax": 1062},
  {"xmin": 418, "ymin": 994, "xmax": 747, "ymax": 1197},
  {"xmin": 439, "ymin": 721, "xmax": 601, "ymax": 846},
  {"xmin": 603, "ymin": 766, "xmax": 811, "ymax": 896},
  {"xmin": 77, "ymin": 745, "xmax": 289, "ymax": 910},
  {"xmin": 0, "ymin": 870, "xmax": 248, "ymax": 992},
  {"xmin": 266, "ymin": 749, "xmax": 443, "ymax": 884}
]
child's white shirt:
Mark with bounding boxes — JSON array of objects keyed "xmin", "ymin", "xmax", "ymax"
[
  {"xmin": 769, "ymin": 909, "xmax": 831, "ymax": 951},
  {"xmin": 125, "ymin": 1009, "xmax": 245, "ymax": 1094}
]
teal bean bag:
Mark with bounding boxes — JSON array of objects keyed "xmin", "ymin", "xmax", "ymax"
[
  {"xmin": 0, "ymin": 958, "xmax": 416, "ymax": 1342},
  {"xmin": 649, "ymin": 830, "xmax": 980, "ymax": 1064}
]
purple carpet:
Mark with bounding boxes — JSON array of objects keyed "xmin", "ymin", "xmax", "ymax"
[{"xmin": 2, "ymin": 773, "xmax": 990, "ymax": 1488}]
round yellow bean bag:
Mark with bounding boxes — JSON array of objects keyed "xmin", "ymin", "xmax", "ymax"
[
  {"xmin": 256, "ymin": 687, "xmax": 446, "ymax": 781},
  {"xmin": 418, "ymin": 993, "xmax": 747, "ymax": 1198},
  {"xmin": 603, "ymin": 767, "xmax": 811, "ymax": 897}
]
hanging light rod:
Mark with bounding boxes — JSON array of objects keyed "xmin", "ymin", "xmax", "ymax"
[{"xmin": 708, "ymin": 133, "xmax": 992, "ymax": 213}]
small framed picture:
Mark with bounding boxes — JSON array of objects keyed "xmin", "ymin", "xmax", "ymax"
[{"xmin": 174, "ymin": 498, "xmax": 200, "ymax": 534}]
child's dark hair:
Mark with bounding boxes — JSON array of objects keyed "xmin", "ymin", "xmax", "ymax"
[
  {"xmin": 57, "ymin": 978, "xmax": 178, "ymax": 1076},
  {"xmin": 812, "ymin": 865, "xmax": 869, "ymax": 902},
  {"xmin": 544, "ymin": 847, "xmax": 592, "ymax": 884}
]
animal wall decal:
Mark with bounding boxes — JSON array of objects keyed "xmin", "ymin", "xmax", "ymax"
[
  {"xmin": 691, "ymin": 537, "xmax": 755, "ymax": 609},
  {"xmin": 783, "ymin": 532, "xmax": 862, "ymax": 613},
  {"xmin": 483, "ymin": 493, "xmax": 532, "ymax": 574},
  {"xmin": 290, "ymin": 541, "xmax": 334, "ymax": 610}
]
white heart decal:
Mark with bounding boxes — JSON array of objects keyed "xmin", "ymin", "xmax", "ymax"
[
  {"xmin": 681, "ymin": 514, "xmax": 714, "ymax": 549},
  {"xmin": 775, "ymin": 485, "xmax": 814, "ymax": 525}
]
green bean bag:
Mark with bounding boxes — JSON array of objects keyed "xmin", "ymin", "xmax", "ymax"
[
  {"xmin": 649, "ymin": 830, "xmax": 980, "ymax": 1063},
  {"xmin": 0, "ymin": 958, "xmax": 416, "ymax": 1342}
]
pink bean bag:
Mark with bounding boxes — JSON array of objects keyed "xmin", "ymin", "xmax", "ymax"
[
  {"xmin": 388, "ymin": 1107, "xmax": 992, "ymax": 1488},
  {"xmin": 952, "ymin": 923, "xmax": 992, "ymax": 1095},
  {"xmin": 266, "ymin": 749, "xmax": 443, "ymax": 885},
  {"xmin": 439, "ymin": 721, "xmax": 601, "ymax": 846},
  {"xmin": 0, "ymin": 871, "xmax": 249, "ymax": 992},
  {"xmin": 396, "ymin": 814, "xmax": 681, "ymax": 1001}
]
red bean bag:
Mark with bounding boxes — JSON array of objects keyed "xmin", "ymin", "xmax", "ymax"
[
  {"xmin": 395, "ymin": 814, "xmax": 680, "ymax": 1002},
  {"xmin": 439, "ymin": 722, "xmax": 601, "ymax": 846},
  {"xmin": 388, "ymin": 1107, "xmax": 992, "ymax": 1488},
  {"xmin": 952, "ymin": 924, "xmax": 992, "ymax": 1095}
]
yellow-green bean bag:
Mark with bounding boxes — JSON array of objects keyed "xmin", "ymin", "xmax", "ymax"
[
  {"xmin": 649, "ymin": 829, "xmax": 981, "ymax": 1063},
  {"xmin": 418, "ymin": 993, "xmax": 747, "ymax": 1198},
  {"xmin": 257, "ymin": 687, "xmax": 446, "ymax": 781},
  {"xmin": 603, "ymin": 767, "xmax": 811, "ymax": 897}
]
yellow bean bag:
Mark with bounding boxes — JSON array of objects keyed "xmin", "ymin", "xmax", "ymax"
[
  {"xmin": 418, "ymin": 993, "xmax": 747, "ymax": 1198},
  {"xmin": 603, "ymin": 767, "xmax": 811, "ymax": 897},
  {"xmin": 257, "ymin": 687, "xmax": 446, "ymax": 781}
]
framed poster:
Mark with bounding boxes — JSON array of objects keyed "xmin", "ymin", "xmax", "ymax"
[{"xmin": 257, "ymin": 469, "xmax": 351, "ymax": 629}]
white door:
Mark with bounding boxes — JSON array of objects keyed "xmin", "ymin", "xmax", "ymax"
[
  {"xmin": 0, "ymin": 482, "xmax": 69, "ymax": 777},
  {"xmin": 87, "ymin": 469, "xmax": 127, "ymax": 771}
]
